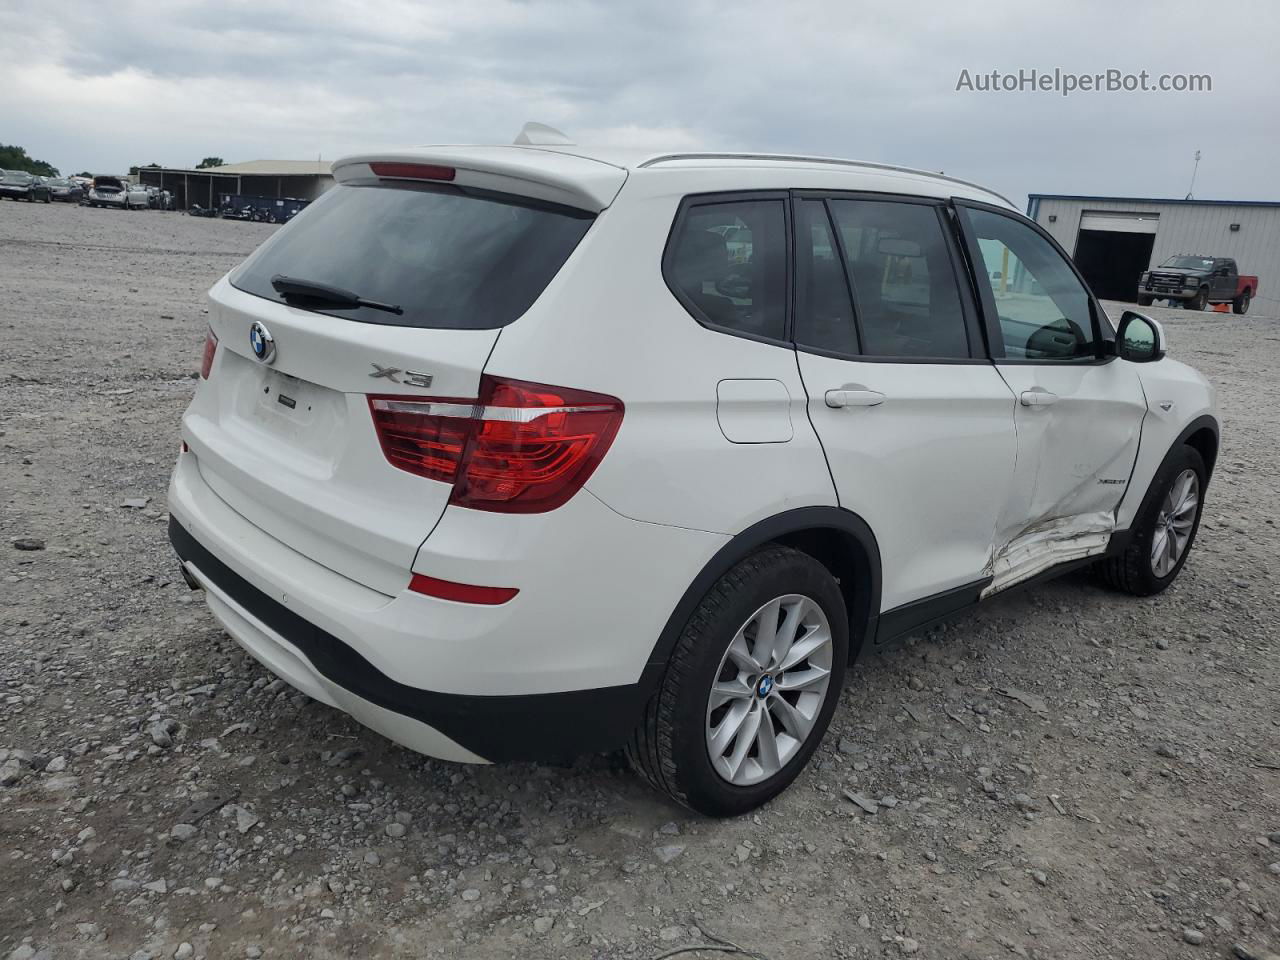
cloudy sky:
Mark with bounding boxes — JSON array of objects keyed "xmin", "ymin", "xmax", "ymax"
[{"xmin": 2, "ymin": 0, "xmax": 1275, "ymax": 207}]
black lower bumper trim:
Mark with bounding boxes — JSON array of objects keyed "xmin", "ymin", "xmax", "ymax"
[{"xmin": 169, "ymin": 516, "xmax": 651, "ymax": 762}]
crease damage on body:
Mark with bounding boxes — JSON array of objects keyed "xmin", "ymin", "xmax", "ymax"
[{"xmin": 982, "ymin": 510, "xmax": 1114, "ymax": 599}]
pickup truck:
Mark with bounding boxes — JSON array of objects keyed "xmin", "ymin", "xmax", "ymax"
[{"xmin": 1138, "ymin": 255, "xmax": 1258, "ymax": 314}]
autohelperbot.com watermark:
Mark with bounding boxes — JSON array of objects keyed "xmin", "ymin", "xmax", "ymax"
[{"xmin": 955, "ymin": 68, "xmax": 1211, "ymax": 97}]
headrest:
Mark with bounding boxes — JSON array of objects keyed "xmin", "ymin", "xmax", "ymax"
[{"xmin": 675, "ymin": 230, "xmax": 729, "ymax": 283}]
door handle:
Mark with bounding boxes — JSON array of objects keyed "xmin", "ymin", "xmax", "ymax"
[
  {"xmin": 825, "ymin": 387, "xmax": 885, "ymax": 408},
  {"xmin": 1020, "ymin": 389, "xmax": 1059, "ymax": 407}
]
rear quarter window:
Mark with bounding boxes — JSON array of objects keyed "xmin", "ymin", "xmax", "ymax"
[
  {"xmin": 664, "ymin": 198, "xmax": 787, "ymax": 342},
  {"xmin": 230, "ymin": 182, "xmax": 594, "ymax": 329}
]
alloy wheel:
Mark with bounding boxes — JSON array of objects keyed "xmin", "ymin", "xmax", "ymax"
[
  {"xmin": 1151, "ymin": 468, "xmax": 1199, "ymax": 578},
  {"xmin": 705, "ymin": 594, "xmax": 833, "ymax": 786}
]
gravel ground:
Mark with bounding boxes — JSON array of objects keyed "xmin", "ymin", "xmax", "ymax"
[{"xmin": 2, "ymin": 200, "xmax": 1278, "ymax": 960}]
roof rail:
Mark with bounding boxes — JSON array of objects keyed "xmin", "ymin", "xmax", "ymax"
[{"xmin": 637, "ymin": 153, "xmax": 1016, "ymax": 208}]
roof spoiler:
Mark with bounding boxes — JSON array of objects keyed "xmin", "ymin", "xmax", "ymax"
[{"xmin": 332, "ymin": 146, "xmax": 626, "ymax": 213}]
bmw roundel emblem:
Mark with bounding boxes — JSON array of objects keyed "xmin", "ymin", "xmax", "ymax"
[
  {"xmin": 757, "ymin": 674, "xmax": 774, "ymax": 697},
  {"xmin": 249, "ymin": 321, "xmax": 275, "ymax": 364}
]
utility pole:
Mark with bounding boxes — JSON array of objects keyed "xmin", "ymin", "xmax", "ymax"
[{"xmin": 1185, "ymin": 150, "xmax": 1201, "ymax": 200}]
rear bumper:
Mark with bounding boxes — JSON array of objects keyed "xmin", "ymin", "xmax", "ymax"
[
  {"xmin": 166, "ymin": 448, "xmax": 725, "ymax": 762},
  {"xmin": 171, "ymin": 517, "xmax": 658, "ymax": 761}
]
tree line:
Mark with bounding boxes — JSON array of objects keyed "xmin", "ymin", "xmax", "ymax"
[
  {"xmin": 0, "ymin": 144, "xmax": 58, "ymax": 177},
  {"xmin": 2, "ymin": 145, "xmax": 228, "ymax": 178}
]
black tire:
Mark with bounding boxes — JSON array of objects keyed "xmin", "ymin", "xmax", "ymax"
[
  {"xmin": 627, "ymin": 545, "xmax": 848, "ymax": 816},
  {"xmin": 1187, "ymin": 287, "xmax": 1208, "ymax": 311},
  {"xmin": 1233, "ymin": 290, "xmax": 1251, "ymax": 315},
  {"xmin": 1137, "ymin": 295, "xmax": 1154, "ymax": 307},
  {"xmin": 1096, "ymin": 445, "xmax": 1206, "ymax": 596}
]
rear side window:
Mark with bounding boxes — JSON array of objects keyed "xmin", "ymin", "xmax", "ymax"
[
  {"xmin": 827, "ymin": 200, "xmax": 971, "ymax": 359},
  {"xmin": 794, "ymin": 199, "xmax": 859, "ymax": 354},
  {"xmin": 665, "ymin": 200, "xmax": 786, "ymax": 341},
  {"xmin": 230, "ymin": 182, "xmax": 594, "ymax": 329}
]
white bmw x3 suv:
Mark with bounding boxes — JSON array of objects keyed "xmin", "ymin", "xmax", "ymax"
[{"xmin": 169, "ymin": 145, "xmax": 1219, "ymax": 816}]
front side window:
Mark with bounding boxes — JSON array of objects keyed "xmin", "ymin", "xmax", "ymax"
[
  {"xmin": 827, "ymin": 199, "xmax": 971, "ymax": 359},
  {"xmin": 963, "ymin": 207, "xmax": 1098, "ymax": 361},
  {"xmin": 666, "ymin": 199, "xmax": 786, "ymax": 341}
]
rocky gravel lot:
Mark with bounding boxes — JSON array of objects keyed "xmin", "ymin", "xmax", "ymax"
[{"xmin": 2, "ymin": 200, "xmax": 1279, "ymax": 960}]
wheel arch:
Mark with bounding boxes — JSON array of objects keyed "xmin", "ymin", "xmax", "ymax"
[
  {"xmin": 642, "ymin": 507, "xmax": 882, "ymax": 685},
  {"xmin": 1180, "ymin": 415, "xmax": 1219, "ymax": 480},
  {"xmin": 1125, "ymin": 414, "xmax": 1219, "ymax": 526}
]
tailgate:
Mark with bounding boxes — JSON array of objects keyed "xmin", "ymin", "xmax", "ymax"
[
  {"xmin": 181, "ymin": 164, "xmax": 599, "ymax": 595},
  {"xmin": 187, "ymin": 279, "xmax": 498, "ymax": 596}
]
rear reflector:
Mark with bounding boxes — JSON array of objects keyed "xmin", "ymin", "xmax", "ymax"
[
  {"xmin": 408, "ymin": 573, "xmax": 518, "ymax": 605},
  {"xmin": 369, "ymin": 162, "xmax": 457, "ymax": 182},
  {"xmin": 368, "ymin": 375, "xmax": 623, "ymax": 513},
  {"xmin": 200, "ymin": 328, "xmax": 218, "ymax": 379}
]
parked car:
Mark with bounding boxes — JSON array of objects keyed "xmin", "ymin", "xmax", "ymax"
[
  {"xmin": 168, "ymin": 146, "xmax": 1220, "ymax": 816},
  {"xmin": 46, "ymin": 178, "xmax": 84, "ymax": 203},
  {"xmin": 1139, "ymin": 255, "xmax": 1258, "ymax": 314},
  {"xmin": 88, "ymin": 176, "xmax": 129, "ymax": 209},
  {"xmin": 0, "ymin": 170, "xmax": 52, "ymax": 202},
  {"xmin": 217, "ymin": 194, "xmax": 309, "ymax": 223},
  {"xmin": 125, "ymin": 183, "xmax": 150, "ymax": 210}
]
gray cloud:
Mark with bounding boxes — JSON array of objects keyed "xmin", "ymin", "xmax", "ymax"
[{"xmin": 2, "ymin": 0, "xmax": 1275, "ymax": 206}]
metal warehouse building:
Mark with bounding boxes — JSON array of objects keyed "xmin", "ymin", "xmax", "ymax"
[
  {"xmin": 1027, "ymin": 194, "xmax": 1280, "ymax": 307},
  {"xmin": 135, "ymin": 159, "xmax": 334, "ymax": 211}
]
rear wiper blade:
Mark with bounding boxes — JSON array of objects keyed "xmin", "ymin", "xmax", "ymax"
[{"xmin": 270, "ymin": 274, "xmax": 403, "ymax": 316}]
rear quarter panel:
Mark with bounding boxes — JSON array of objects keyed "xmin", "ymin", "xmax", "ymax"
[{"xmin": 482, "ymin": 185, "xmax": 838, "ymax": 537}]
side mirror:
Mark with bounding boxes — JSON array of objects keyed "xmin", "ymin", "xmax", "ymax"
[{"xmin": 1116, "ymin": 311, "xmax": 1166, "ymax": 363}]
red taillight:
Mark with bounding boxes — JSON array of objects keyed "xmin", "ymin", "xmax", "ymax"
[
  {"xmin": 408, "ymin": 573, "xmax": 518, "ymax": 605},
  {"xmin": 367, "ymin": 375, "xmax": 623, "ymax": 513},
  {"xmin": 368, "ymin": 395, "xmax": 475, "ymax": 483},
  {"xmin": 200, "ymin": 329, "xmax": 218, "ymax": 379},
  {"xmin": 453, "ymin": 378, "xmax": 624, "ymax": 513},
  {"xmin": 369, "ymin": 162, "xmax": 457, "ymax": 182}
]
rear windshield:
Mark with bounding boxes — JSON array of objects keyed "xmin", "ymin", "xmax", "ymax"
[{"xmin": 229, "ymin": 182, "xmax": 595, "ymax": 329}]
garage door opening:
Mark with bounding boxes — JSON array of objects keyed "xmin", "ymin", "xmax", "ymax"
[{"xmin": 1071, "ymin": 211, "xmax": 1158, "ymax": 302}]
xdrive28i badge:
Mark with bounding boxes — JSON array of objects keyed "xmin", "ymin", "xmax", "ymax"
[{"xmin": 249, "ymin": 321, "xmax": 275, "ymax": 364}]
